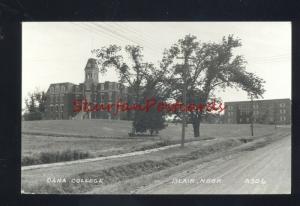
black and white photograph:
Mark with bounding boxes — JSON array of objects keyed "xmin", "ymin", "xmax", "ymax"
[{"xmin": 21, "ymin": 22, "xmax": 291, "ymax": 194}]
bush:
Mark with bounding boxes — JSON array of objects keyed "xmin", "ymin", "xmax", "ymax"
[
  {"xmin": 22, "ymin": 150, "xmax": 92, "ymax": 166},
  {"xmin": 133, "ymin": 109, "xmax": 167, "ymax": 136},
  {"xmin": 23, "ymin": 111, "xmax": 43, "ymax": 121}
]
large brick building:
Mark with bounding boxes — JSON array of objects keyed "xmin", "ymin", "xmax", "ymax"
[
  {"xmin": 224, "ymin": 98, "xmax": 291, "ymax": 125},
  {"xmin": 44, "ymin": 58, "xmax": 128, "ymax": 120}
]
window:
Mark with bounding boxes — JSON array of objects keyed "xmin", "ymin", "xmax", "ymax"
[
  {"xmin": 280, "ymin": 116, "xmax": 286, "ymax": 121},
  {"xmin": 101, "ymin": 93, "xmax": 106, "ymax": 102},
  {"xmin": 50, "ymin": 87, "xmax": 54, "ymax": 94},
  {"xmin": 280, "ymin": 109, "xmax": 286, "ymax": 114},
  {"xmin": 280, "ymin": 103, "xmax": 286, "ymax": 107},
  {"xmin": 103, "ymin": 82, "xmax": 108, "ymax": 90},
  {"xmin": 55, "ymin": 86, "xmax": 60, "ymax": 93},
  {"xmin": 109, "ymin": 92, "xmax": 112, "ymax": 102}
]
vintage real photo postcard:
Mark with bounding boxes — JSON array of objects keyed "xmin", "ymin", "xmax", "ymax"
[{"xmin": 21, "ymin": 22, "xmax": 291, "ymax": 194}]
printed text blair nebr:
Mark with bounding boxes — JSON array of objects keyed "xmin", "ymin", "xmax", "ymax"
[{"xmin": 73, "ymin": 98, "xmax": 225, "ymax": 115}]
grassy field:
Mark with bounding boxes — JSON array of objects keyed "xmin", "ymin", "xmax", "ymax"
[
  {"xmin": 22, "ymin": 119, "xmax": 280, "ymax": 165},
  {"xmin": 22, "ymin": 119, "xmax": 278, "ymax": 139},
  {"xmin": 22, "ymin": 129, "xmax": 291, "ymax": 194}
]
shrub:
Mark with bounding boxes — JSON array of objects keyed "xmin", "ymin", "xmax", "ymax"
[
  {"xmin": 23, "ymin": 111, "xmax": 43, "ymax": 121},
  {"xmin": 22, "ymin": 150, "xmax": 92, "ymax": 166}
]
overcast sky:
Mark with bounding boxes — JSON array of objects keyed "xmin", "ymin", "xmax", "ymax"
[{"xmin": 22, "ymin": 22, "xmax": 291, "ymax": 109}]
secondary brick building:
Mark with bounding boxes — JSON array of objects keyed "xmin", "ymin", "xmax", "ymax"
[
  {"xmin": 224, "ymin": 98, "xmax": 291, "ymax": 125},
  {"xmin": 44, "ymin": 58, "xmax": 128, "ymax": 120}
]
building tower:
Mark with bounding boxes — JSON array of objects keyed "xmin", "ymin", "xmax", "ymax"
[
  {"xmin": 84, "ymin": 58, "xmax": 99, "ymax": 88},
  {"xmin": 84, "ymin": 58, "xmax": 99, "ymax": 119}
]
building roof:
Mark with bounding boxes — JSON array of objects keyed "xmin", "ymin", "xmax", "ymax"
[
  {"xmin": 85, "ymin": 58, "xmax": 99, "ymax": 70},
  {"xmin": 49, "ymin": 82, "xmax": 76, "ymax": 86}
]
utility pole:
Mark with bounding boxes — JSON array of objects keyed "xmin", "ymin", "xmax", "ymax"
[
  {"xmin": 177, "ymin": 56, "xmax": 193, "ymax": 148},
  {"xmin": 274, "ymin": 103, "xmax": 277, "ymax": 129},
  {"xmin": 181, "ymin": 58, "xmax": 187, "ymax": 148},
  {"xmin": 250, "ymin": 94, "xmax": 254, "ymax": 136}
]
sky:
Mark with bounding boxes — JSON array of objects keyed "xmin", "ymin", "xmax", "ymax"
[{"xmin": 22, "ymin": 22, "xmax": 291, "ymax": 109}]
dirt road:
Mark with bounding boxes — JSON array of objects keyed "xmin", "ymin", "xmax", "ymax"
[{"xmin": 135, "ymin": 135, "xmax": 291, "ymax": 194}]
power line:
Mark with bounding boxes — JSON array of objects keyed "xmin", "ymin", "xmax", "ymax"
[
  {"xmin": 89, "ymin": 22, "xmax": 162, "ymax": 57},
  {"xmin": 108, "ymin": 22, "xmax": 164, "ymax": 52}
]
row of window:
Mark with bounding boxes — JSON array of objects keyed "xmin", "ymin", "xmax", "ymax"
[
  {"xmin": 227, "ymin": 111, "xmax": 234, "ymax": 117},
  {"xmin": 74, "ymin": 93, "xmax": 120, "ymax": 101},
  {"xmin": 86, "ymin": 73, "xmax": 97, "ymax": 80},
  {"xmin": 280, "ymin": 116, "xmax": 286, "ymax": 121},
  {"xmin": 280, "ymin": 109, "xmax": 286, "ymax": 114},
  {"xmin": 50, "ymin": 84, "xmax": 124, "ymax": 94},
  {"xmin": 227, "ymin": 102, "xmax": 287, "ymax": 111},
  {"xmin": 50, "ymin": 86, "xmax": 66, "ymax": 94},
  {"xmin": 49, "ymin": 104, "xmax": 64, "ymax": 112},
  {"xmin": 228, "ymin": 109, "xmax": 287, "ymax": 115},
  {"xmin": 74, "ymin": 83, "xmax": 124, "ymax": 91},
  {"xmin": 227, "ymin": 110, "xmax": 259, "ymax": 116},
  {"xmin": 99, "ymin": 83, "xmax": 121, "ymax": 91},
  {"xmin": 49, "ymin": 95, "xmax": 64, "ymax": 103},
  {"xmin": 279, "ymin": 103, "xmax": 286, "ymax": 107},
  {"xmin": 228, "ymin": 116, "xmax": 287, "ymax": 123}
]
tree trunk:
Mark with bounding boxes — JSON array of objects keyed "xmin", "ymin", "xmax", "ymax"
[{"xmin": 192, "ymin": 118, "xmax": 200, "ymax": 138}]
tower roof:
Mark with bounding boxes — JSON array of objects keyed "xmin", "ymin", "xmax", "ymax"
[{"xmin": 85, "ymin": 58, "xmax": 99, "ymax": 71}]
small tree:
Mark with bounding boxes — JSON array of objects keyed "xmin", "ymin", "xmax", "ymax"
[
  {"xmin": 134, "ymin": 77, "xmax": 167, "ymax": 135},
  {"xmin": 34, "ymin": 91, "xmax": 47, "ymax": 113},
  {"xmin": 23, "ymin": 90, "xmax": 47, "ymax": 121}
]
